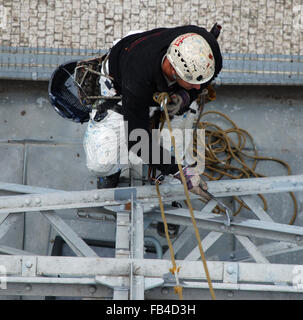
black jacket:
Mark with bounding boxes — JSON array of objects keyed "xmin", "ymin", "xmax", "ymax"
[{"xmin": 108, "ymin": 25, "xmax": 222, "ymax": 175}]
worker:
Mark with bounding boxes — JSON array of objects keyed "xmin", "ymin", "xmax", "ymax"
[
  {"xmin": 48, "ymin": 25, "xmax": 223, "ymax": 197},
  {"xmin": 97, "ymin": 25, "xmax": 222, "ymax": 192}
]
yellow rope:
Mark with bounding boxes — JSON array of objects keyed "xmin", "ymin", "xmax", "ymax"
[
  {"xmin": 155, "ymin": 182, "xmax": 183, "ymax": 299},
  {"xmin": 153, "ymin": 92, "xmax": 216, "ymax": 301},
  {"xmin": 196, "ymin": 111, "xmax": 298, "ymax": 224}
]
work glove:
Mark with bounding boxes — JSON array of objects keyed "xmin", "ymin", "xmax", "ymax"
[
  {"xmin": 205, "ymin": 85, "xmax": 216, "ymax": 103},
  {"xmin": 174, "ymin": 166, "xmax": 210, "ymax": 199},
  {"xmin": 166, "ymin": 89, "xmax": 191, "ymax": 116}
]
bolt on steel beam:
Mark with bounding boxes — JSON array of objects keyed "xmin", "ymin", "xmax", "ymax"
[{"xmin": 1, "ymin": 175, "xmax": 303, "ymax": 215}]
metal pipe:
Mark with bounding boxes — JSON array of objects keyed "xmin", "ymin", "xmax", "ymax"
[{"xmin": 144, "ymin": 236, "xmax": 163, "ymax": 259}]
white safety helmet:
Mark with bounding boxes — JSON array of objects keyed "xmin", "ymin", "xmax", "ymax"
[{"xmin": 166, "ymin": 33, "xmax": 215, "ymax": 85}]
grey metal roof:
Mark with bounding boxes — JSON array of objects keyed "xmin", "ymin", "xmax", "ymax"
[
  {"xmin": 218, "ymin": 53, "xmax": 303, "ymax": 85},
  {"xmin": 1, "ymin": 46, "xmax": 303, "ymax": 85}
]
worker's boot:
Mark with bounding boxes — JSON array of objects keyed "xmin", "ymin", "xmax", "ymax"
[{"xmin": 97, "ymin": 170, "xmax": 121, "ymax": 189}]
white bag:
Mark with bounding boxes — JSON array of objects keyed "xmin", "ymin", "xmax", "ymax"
[{"xmin": 83, "ymin": 110, "xmax": 128, "ymax": 176}]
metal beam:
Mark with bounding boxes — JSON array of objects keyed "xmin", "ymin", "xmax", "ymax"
[
  {"xmin": 146, "ymin": 286, "xmax": 303, "ymax": 300},
  {"xmin": 185, "ymin": 231, "xmax": 223, "ymax": 261},
  {"xmin": 0, "ymin": 182, "xmax": 62, "ymax": 194},
  {"xmin": 1, "ymin": 175, "xmax": 303, "ymax": 299},
  {"xmin": 145, "ymin": 208, "xmax": 303, "ymax": 245},
  {"xmin": 231, "ymin": 195, "xmax": 272, "ymax": 263},
  {"xmin": 240, "ymin": 195, "xmax": 274, "ymax": 222},
  {"xmin": 232, "ymin": 241, "xmax": 303, "ymax": 262},
  {"xmin": 114, "ymin": 211, "xmax": 130, "ymax": 299},
  {"xmin": 179, "ymin": 200, "xmax": 223, "ymax": 261},
  {"xmin": 41, "ymin": 211, "xmax": 98, "ymax": 257},
  {"xmin": 0, "ymin": 245, "xmax": 33, "ymax": 256},
  {"xmin": 235, "ymin": 235, "xmax": 270, "ymax": 263},
  {"xmin": 0, "ymin": 278, "xmax": 302, "ymax": 298},
  {"xmin": 130, "ymin": 203, "xmax": 145, "ymax": 300},
  {"xmin": 1, "ymin": 175, "xmax": 303, "ymax": 214},
  {"xmin": 1, "ymin": 253, "xmax": 303, "ymax": 297},
  {"xmin": 0, "ymin": 212, "xmax": 10, "ymax": 226},
  {"xmin": 163, "ymin": 200, "xmax": 218, "ymax": 260},
  {"xmin": 0, "ymin": 280, "xmax": 112, "ymax": 298},
  {"xmin": 0, "ymin": 213, "xmax": 19, "ymax": 240},
  {"xmin": 0, "ymin": 255, "xmax": 302, "ymax": 288},
  {"xmin": 115, "ymin": 212, "xmax": 130, "ymax": 260}
]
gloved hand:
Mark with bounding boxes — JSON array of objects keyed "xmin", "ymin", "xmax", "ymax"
[
  {"xmin": 174, "ymin": 166, "xmax": 210, "ymax": 199},
  {"xmin": 205, "ymin": 85, "xmax": 216, "ymax": 103},
  {"xmin": 166, "ymin": 89, "xmax": 191, "ymax": 116}
]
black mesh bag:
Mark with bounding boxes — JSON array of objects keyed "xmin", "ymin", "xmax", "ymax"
[{"xmin": 48, "ymin": 60, "xmax": 93, "ymax": 123}]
